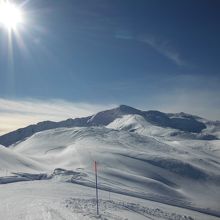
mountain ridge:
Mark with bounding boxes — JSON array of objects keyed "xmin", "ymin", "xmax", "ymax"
[{"xmin": 0, "ymin": 104, "xmax": 217, "ymax": 147}]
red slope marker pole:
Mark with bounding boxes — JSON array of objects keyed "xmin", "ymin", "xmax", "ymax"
[{"xmin": 94, "ymin": 160, "xmax": 99, "ymax": 216}]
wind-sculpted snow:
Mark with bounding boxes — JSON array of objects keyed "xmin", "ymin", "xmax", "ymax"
[
  {"xmin": 0, "ymin": 172, "xmax": 48, "ymax": 184},
  {"xmin": 0, "ymin": 145, "xmax": 45, "ymax": 176},
  {"xmin": 117, "ymin": 153, "xmax": 220, "ymax": 181},
  {"xmin": 0, "ymin": 125, "xmax": 218, "ymax": 217}
]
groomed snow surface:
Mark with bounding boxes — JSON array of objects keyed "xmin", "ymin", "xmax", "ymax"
[
  {"xmin": 1, "ymin": 180, "xmax": 219, "ymax": 220},
  {"xmin": 0, "ymin": 113, "xmax": 220, "ymax": 219}
]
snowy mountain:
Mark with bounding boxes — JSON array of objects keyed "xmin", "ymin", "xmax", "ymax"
[
  {"xmin": 0, "ymin": 105, "xmax": 218, "ymax": 147},
  {"xmin": 0, "ymin": 105, "xmax": 220, "ymax": 219}
]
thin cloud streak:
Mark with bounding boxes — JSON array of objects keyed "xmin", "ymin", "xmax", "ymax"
[
  {"xmin": 139, "ymin": 36, "xmax": 185, "ymax": 66},
  {"xmin": 115, "ymin": 33, "xmax": 186, "ymax": 66},
  {"xmin": 0, "ymin": 98, "xmax": 115, "ymax": 135}
]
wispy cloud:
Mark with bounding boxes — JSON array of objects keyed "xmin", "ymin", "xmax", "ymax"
[
  {"xmin": 139, "ymin": 35, "xmax": 185, "ymax": 66},
  {"xmin": 0, "ymin": 98, "xmax": 115, "ymax": 135},
  {"xmin": 115, "ymin": 32, "xmax": 186, "ymax": 66}
]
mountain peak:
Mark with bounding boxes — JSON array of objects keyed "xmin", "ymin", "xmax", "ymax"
[
  {"xmin": 117, "ymin": 105, "xmax": 142, "ymax": 114},
  {"xmin": 0, "ymin": 105, "xmax": 215, "ymax": 147},
  {"xmin": 118, "ymin": 104, "xmax": 134, "ymax": 109}
]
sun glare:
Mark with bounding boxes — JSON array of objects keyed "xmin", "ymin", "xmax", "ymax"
[{"xmin": 0, "ymin": 1, "xmax": 24, "ymax": 30}]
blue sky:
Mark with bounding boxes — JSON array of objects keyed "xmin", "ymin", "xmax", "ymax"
[{"xmin": 0, "ymin": 0, "xmax": 220, "ymax": 133}]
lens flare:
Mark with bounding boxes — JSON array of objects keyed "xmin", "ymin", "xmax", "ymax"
[{"xmin": 0, "ymin": 1, "xmax": 24, "ymax": 30}]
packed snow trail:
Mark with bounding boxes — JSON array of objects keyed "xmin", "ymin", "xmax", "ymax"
[{"xmin": 0, "ymin": 180, "xmax": 219, "ymax": 220}]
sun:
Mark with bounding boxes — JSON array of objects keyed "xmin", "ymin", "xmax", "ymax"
[{"xmin": 0, "ymin": 1, "xmax": 24, "ymax": 31}]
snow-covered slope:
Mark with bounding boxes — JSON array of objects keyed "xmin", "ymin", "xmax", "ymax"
[
  {"xmin": 2, "ymin": 126, "xmax": 218, "ymax": 216},
  {"xmin": 0, "ymin": 144, "xmax": 45, "ymax": 176},
  {"xmin": 1, "ymin": 105, "xmax": 218, "ymax": 147},
  {"xmin": 107, "ymin": 114, "xmax": 178, "ymax": 138},
  {"xmin": 0, "ymin": 105, "xmax": 220, "ymax": 219},
  {"xmin": 107, "ymin": 114, "xmax": 219, "ymax": 140},
  {"xmin": 1, "ymin": 180, "xmax": 219, "ymax": 220}
]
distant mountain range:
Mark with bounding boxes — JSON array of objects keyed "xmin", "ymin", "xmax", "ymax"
[{"xmin": 0, "ymin": 105, "xmax": 219, "ymax": 147}]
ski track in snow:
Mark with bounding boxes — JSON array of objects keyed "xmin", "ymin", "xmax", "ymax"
[
  {"xmin": 65, "ymin": 198, "xmax": 197, "ymax": 220},
  {"xmin": 0, "ymin": 180, "xmax": 219, "ymax": 220},
  {"xmin": 0, "ymin": 190, "xmax": 194, "ymax": 220}
]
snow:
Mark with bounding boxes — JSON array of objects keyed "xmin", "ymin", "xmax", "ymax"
[
  {"xmin": 1, "ymin": 105, "xmax": 218, "ymax": 147},
  {"xmin": 0, "ymin": 180, "xmax": 219, "ymax": 220},
  {"xmin": 106, "ymin": 114, "xmax": 178, "ymax": 137},
  {"xmin": 0, "ymin": 144, "xmax": 45, "ymax": 176},
  {"xmin": 0, "ymin": 106, "xmax": 220, "ymax": 219},
  {"xmin": 0, "ymin": 126, "xmax": 218, "ymax": 218}
]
